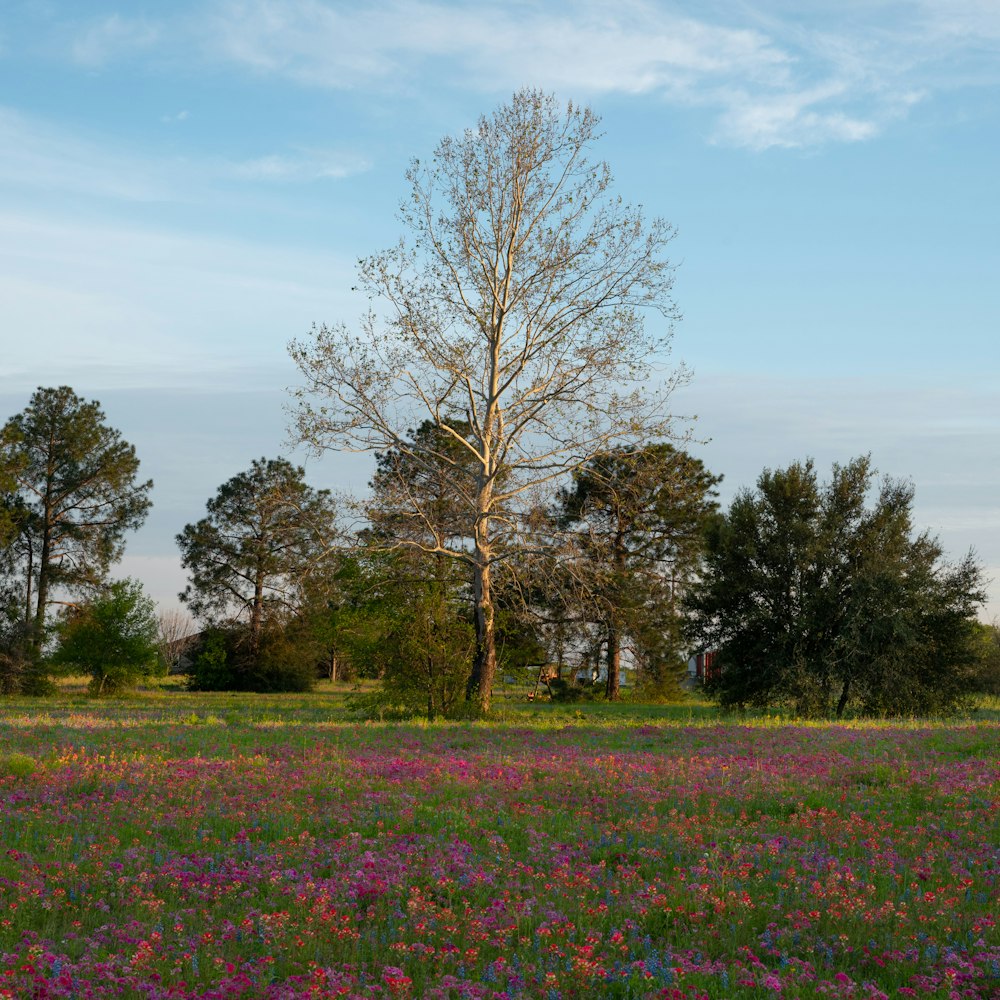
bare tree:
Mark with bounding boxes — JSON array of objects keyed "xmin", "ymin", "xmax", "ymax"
[
  {"xmin": 156, "ymin": 608, "xmax": 197, "ymax": 673},
  {"xmin": 290, "ymin": 89, "xmax": 685, "ymax": 714}
]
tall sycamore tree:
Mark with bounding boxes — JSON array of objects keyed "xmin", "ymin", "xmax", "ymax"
[
  {"xmin": 0, "ymin": 386, "xmax": 152, "ymax": 644},
  {"xmin": 290, "ymin": 90, "xmax": 684, "ymax": 713}
]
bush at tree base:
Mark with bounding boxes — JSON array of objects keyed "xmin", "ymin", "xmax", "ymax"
[{"xmin": 186, "ymin": 626, "xmax": 317, "ymax": 693}]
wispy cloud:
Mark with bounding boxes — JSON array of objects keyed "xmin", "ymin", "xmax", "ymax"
[
  {"xmin": 206, "ymin": 0, "xmax": 790, "ymax": 98},
  {"xmin": 71, "ymin": 14, "xmax": 161, "ymax": 69},
  {"xmin": 712, "ymin": 82, "xmax": 897, "ymax": 151},
  {"xmin": 230, "ymin": 150, "xmax": 370, "ymax": 182},
  {"xmin": 40, "ymin": 2, "xmax": 1000, "ymax": 149},
  {"xmin": 918, "ymin": 0, "xmax": 1000, "ymax": 42},
  {"xmin": 0, "ymin": 106, "xmax": 170, "ymax": 202},
  {"xmin": 0, "ymin": 105, "xmax": 367, "ymax": 203},
  {"xmin": 184, "ymin": 0, "xmax": 999, "ymax": 149}
]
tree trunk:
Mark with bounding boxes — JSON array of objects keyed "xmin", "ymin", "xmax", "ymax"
[
  {"xmin": 465, "ymin": 460, "xmax": 497, "ymax": 714},
  {"xmin": 605, "ymin": 528, "xmax": 626, "ymax": 701},
  {"xmin": 32, "ymin": 521, "xmax": 51, "ymax": 650},
  {"xmin": 249, "ymin": 567, "xmax": 265, "ymax": 661},
  {"xmin": 467, "ymin": 554, "xmax": 497, "ymax": 714},
  {"xmin": 25, "ymin": 540, "xmax": 33, "ymax": 621},
  {"xmin": 836, "ymin": 676, "xmax": 852, "ymax": 719},
  {"xmin": 605, "ymin": 617, "xmax": 621, "ymax": 701},
  {"xmin": 427, "ymin": 652, "xmax": 436, "ymax": 721}
]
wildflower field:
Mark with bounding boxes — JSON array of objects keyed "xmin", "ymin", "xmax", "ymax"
[{"xmin": 0, "ymin": 691, "xmax": 997, "ymax": 999}]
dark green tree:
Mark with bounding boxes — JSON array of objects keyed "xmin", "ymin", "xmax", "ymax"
[
  {"xmin": 0, "ymin": 387, "xmax": 152, "ymax": 648},
  {"xmin": 970, "ymin": 621, "xmax": 1000, "ymax": 695},
  {"xmin": 0, "ymin": 464, "xmax": 20, "ymax": 554},
  {"xmin": 297, "ymin": 549, "xmax": 476, "ymax": 718},
  {"xmin": 0, "ymin": 469, "xmax": 41, "ymax": 692},
  {"xmin": 177, "ymin": 457, "xmax": 339, "ymax": 688},
  {"xmin": 557, "ymin": 444, "xmax": 721, "ymax": 699},
  {"xmin": 386, "ymin": 591, "xmax": 475, "ymax": 719},
  {"xmin": 360, "ymin": 422, "xmax": 479, "ymax": 708},
  {"xmin": 686, "ymin": 456, "xmax": 986, "ymax": 717},
  {"xmin": 51, "ymin": 578, "xmax": 159, "ymax": 695},
  {"xmin": 368, "ymin": 581, "xmax": 475, "ymax": 720},
  {"xmin": 293, "ymin": 555, "xmax": 370, "ymax": 684},
  {"xmin": 367, "ymin": 419, "xmax": 477, "ymax": 556},
  {"xmin": 185, "ymin": 621, "xmax": 321, "ymax": 694},
  {"xmin": 0, "ymin": 607, "xmax": 43, "ymax": 695}
]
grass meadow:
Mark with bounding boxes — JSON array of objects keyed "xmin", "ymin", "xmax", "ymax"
[{"xmin": 0, "ymin": 681, "xmax": 997, "ymax": 999}]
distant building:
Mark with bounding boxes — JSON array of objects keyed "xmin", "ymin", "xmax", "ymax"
[
  {"xmin": 687, "ymin": 649, "xmax": 720, "ymax": 684},
  {"xmin": 163, "ymin": 632, "xmax": 202, "ymax": 674}
]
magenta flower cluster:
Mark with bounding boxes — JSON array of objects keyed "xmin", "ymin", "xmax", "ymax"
[{"xmin": 0, "ymin": 715, "xmax": 996, "ymax": 998}]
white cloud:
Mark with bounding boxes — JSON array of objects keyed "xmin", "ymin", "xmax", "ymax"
[
  {"xmin": 0, "ymin": 105, "xmax": 367, "ymax": 201},
  {"xmin": 50, "ymin": 3, "xmax": 1000, "ymax": 149},
  {"xmin": 230, "ymin": 149, "xmax": 370, "ymax": 182},
  {"xmin": 71, "ymin": 14, "xmax": 161, "ymax": 69},
  {"xmin": 713, "ymin": 84, "xmax": 882, "ymax": 150},
  {"xmin": 207, "ymin": 0, "xmax": 789, "ymax": 95},
  {"xmin": 918, "ymin": 0, "xmax": 1000, "ymax": 41}
]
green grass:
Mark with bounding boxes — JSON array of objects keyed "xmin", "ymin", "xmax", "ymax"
[{"xmin": 14, "ymin": 673, "xmax": 1000, "ymax": 725}]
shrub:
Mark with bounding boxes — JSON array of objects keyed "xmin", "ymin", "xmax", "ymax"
[
  {"xmin": 0, "ymin": 753, "xmax": 37, "ymax": 779},
  {"xmin": 51, "ymin": 579, "xmax": 159, "ymax": 695},
  {"xmin": 0, "ymin": 613, "xmax": 50, "ymax": 695},
  {"xmin": 186, "ymin": 626, "xmax": 317, "ymax": 693}
]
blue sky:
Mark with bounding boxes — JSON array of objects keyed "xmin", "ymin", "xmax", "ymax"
[{"xmin": 1, "ymin": 0, "xmax": 998, "ymax": 618}]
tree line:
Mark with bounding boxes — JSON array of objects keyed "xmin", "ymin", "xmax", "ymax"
[
  {"xmin": 2, "ymin": 90, "xmax": 994, "ymax": 713},
  {"xmin": 0, "ymin": 392, "xmax": 994, "ymax": 715}
]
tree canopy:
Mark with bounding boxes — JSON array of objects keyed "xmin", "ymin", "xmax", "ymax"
[
  {"xmin": 367, "ymin": 419, "xmax": 478, "ymax": 555},
  {"xmin": 0, "ymin": 386, "xmax": 152, "ymax": 646},
  {"xmin": 177, "ymin": 457, "xmax": 339, "ymax": 688},
  {"xmin": 557, "ymin": 444, "xmax": 721, "ymax": 699},
  {"xmin": 52, "ymin": 578, "xmax": 160, "ymax": 695}
]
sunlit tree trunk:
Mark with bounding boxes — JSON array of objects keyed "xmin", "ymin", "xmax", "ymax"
[
  {"xmin": 467, "ymin": 497, "xmax": 497, "ymax": 713},
  {"xmin": 32, "ymin": 522, "xmax": 51, "ymax": 644}
]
